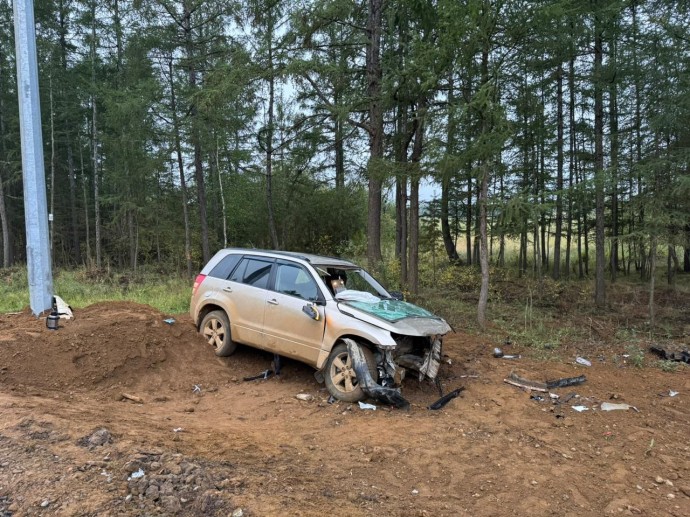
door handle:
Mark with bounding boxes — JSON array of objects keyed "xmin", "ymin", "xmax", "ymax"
[
  {"xmin": 223, "ymin": 287, "xmax": 233, "ymax": 293},
  {"xmin": 267, "ymin": 299, "xmax": 279, "ymax": 305}
]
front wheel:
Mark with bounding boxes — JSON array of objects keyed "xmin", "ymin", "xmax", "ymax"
[
  {"xmin": 200, "ymin": 310, "xmax": 237, "ymax": 357},
  {"xmin": 324, "ymin": 342, "xmax": 377, "ymax": 402}
]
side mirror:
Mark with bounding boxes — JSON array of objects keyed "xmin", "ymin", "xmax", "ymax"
[
  {"xmin": 389, "ymin": 291, "xmax": 404, "ymax": 301},
  {"xmin": 302, "ymin": 303, "xmax": 321, "ymax": 321}
]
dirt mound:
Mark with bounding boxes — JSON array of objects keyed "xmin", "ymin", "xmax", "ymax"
[{"xmin": 0, "ymin": 302, "xmax": 239, "ymax": 397}]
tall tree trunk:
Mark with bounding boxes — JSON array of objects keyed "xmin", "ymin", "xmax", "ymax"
[
  {"xmin": 49, "ymin": 75, "xmax": 56, "ymax": 260},
  {"xmin": 442, "ymin": 71, "xmax": 460, "ymax": 262},
  {"xmin": 649, "ymin": 236, "xmax": 657, "ymax": 327},
  {"xmin": 216, "ymin": 137, "xmax": 228, "ymax": 248},
  {"xmin": 477, "ymin": 42, "xmax": 491, "ymax": 329},
  {"xmin": 553, "ymin": 64, "xmax": 564, "ymax": 280},
  {"xmin": 593, "ymin": 9, "xmax": 606, "ymax": 307},
  {"xmin": 366, "ymin": 0, "xmax": 384, "ymax": 266},
  {"xmin": 0, "ymin": 46, "xmax": 11, "ymax": 267},
  {"xmin": 265, "ymin": 42, "xmax": 279, "ymax": 249},
  {"xmin": 59, "ymin": 0, "xmax": 80, "ymax": 265},
  {"xmin": 168, "ymin": 58, "xmax": 192, "ymax": 277},
  {"xmin": 394, "ymin": 104, "xmax": 410, "ymax": 285},
  {"xmin": 610, "ymin": 35, "xmax": 619, "ymax": 282},
  {"xmin": 184, "ymin": 1, "xmax": 210, "ymax": 263},
  {"xmin": 466, "ymin": 173, "xmax": 472, "ymax": 265},
  {"xmin": 408, "ymin": 103, "xmax": 426, "ymax": 294},
  {"xmin": 80, "ymin": 141, "xmax": 91, "ymax": 265},
  {"xmin": 565, "ymin": 36, "xmax": 576, "ymax": 278},
  {"xmin": 91, "ymin": 2, "xmax": 102, "ymax": 268},
  {"xmin": 667, "ymin": 246, "xmax": 677, "ymax": 285},
  {"xmin": 632, "ymin": 0, "xmax": 646, "ymax": 278}
]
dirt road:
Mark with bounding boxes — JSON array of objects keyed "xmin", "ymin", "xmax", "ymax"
[{"xmin": 0, "ymin": 302, "xmax": 688, "ymax": 516}]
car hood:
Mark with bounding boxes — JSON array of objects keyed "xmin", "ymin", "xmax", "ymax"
[{"xmin": 336, "ymin": 299, "xmax": 451, "ymax": 336}]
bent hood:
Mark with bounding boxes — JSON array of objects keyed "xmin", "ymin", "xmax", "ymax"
[{"xmin": 337, "ymin": 298, "xmax": 451, "ymax": 336}]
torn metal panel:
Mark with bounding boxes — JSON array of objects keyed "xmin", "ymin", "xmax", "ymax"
[
  {"xmin": 418, "ymin": 337, "xmax": 442, "ymax": 381},
  {"xmin": 345, "ymin": 339, "xmax": 410, "ymax": 410}
]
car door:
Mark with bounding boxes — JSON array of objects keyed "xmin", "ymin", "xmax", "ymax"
[
  {"xmin": 225, "ymin": 256, "xmax": 274, "ymax": 348},
  {"xmin": 263, "ymin": 260, "xmax": 326, "ymax": 365}
]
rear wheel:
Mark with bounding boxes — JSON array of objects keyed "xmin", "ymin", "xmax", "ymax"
[
  {"xmin": 200, "ymin": 310, "xmax": 237, "ymax": 357},
  {"xmin": 324, "ymin": 342, "xmax": 377, "ymax": 402}
]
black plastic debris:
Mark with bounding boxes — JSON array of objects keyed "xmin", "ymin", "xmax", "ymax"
[
  {"xmin": 546, "ymin": 375, "xmax": 587, "ymax": 389},
  {"xmin": 243, "ymin": 369, "xmax": 273, "ymax": 382},
  {"xmin": 428, "ymin": 387, "xmax": 465, "ymax": 410},
  {"xmin": 649, "ymin": 346, "xmax": 690, "ymax": 364}
]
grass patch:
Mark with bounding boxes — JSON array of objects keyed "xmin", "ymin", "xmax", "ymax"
[
  {"xmin": 0, "ymin": 267, "xmax": 192, "ymax": 314},
  {"xmin": 625, "ymin": 345, "xmax": 646, "ymax": 368}
]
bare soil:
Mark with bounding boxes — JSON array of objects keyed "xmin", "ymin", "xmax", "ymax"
[{"xmin": 0, "ymin": 302, "xmax": 688, "ymax": 516}]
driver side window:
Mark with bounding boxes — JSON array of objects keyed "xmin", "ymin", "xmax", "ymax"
[{"xmin": 274, "ymin": 263, "xmax": 318, "ymax": 301}]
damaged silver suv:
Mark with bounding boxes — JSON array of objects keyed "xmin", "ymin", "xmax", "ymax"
[{"xmin": 190, "ymin": 249, "xmax": 451, "ymax": 408}]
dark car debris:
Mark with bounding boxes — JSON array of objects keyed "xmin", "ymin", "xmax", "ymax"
[
  {"xmin": 427, "ymin": 387, "xmax": 465, "ymax": 410},
  {"xmin": 649, "ymin": 346, "xmax": 690, "ymax": 364}
]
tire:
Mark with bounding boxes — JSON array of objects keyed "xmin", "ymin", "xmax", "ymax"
[
  {"xmin": 324, "ymin": 342, "xmax": 378, "ymax": 402},
  {"xmin": 200, "ymin": 310, "xmax": 237, "ymax": 357}
]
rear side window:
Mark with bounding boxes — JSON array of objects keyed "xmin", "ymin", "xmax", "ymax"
[
  {"xmin": 208, "ymin": 254, "xmax": 241, "ymax": 280},
  {"xmin": 230, "ymin": 257, "xmax": 273, "ymax": 289}
]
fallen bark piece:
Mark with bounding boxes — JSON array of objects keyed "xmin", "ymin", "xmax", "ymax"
[
  {"xmin": 504, "ymin": 371, "xmax": 548, "ymax": 392},
  {"xmin": 121, "ymin": 393, "xmax": 144, "ymax": 404}
]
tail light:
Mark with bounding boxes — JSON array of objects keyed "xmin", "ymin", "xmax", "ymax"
[{"xmin": 192, "ymin": 274, "xmax": 207, "ymax": 296}]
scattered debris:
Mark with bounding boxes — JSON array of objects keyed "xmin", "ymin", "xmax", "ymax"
[
  {"xmin": 192, "ymin": 384, "xmax": 202, "ymax": 394},
  {"xmin": 411, "ymin": 489, "xmax": 419, "ymax": 495},
  {"xmin": 163, "ymin": 318, "xmax": 175, "ymax": 325},
  {"xmin": 649, "ymin": 346, "xmax": 690, "ymax": 364},
  {"xmin": 601, "ymin": 402, "xmax": 638, "ymax": 412},
  {"xmin": 128, "ymin": 468, "xmax": 145, "ymax": 481},
  {"xmin": 295, "ymin": 393, "xmax": 313, "ymax": 402},
  {"xmin": 571, "ymin": 405, "xmax": 589, "ymax": 412},
  {"xmin": 358, "ymin": 401, "xmax": 377, "ymax": 410},
  {"xmin": 54, "ymin": 295, "xmax": 73, "ymax": 320},
  {"xmin": 669, "ymin": 390, "xmax": 679, "ymax": 397},
  {"xmin": 530, "ymin": 394, "xmax": 545, "ymax": 402},
  {"xmin": 493, "ymin": 347, "xmax": 520, "ymax": 359},
  {"xmin": 327, "ymin": 395, "xmax": 337, "ymax": 404},
  {"xmin": 545, "ymin": 375, "xmax": 587, "ymax": 389},
  {"xmin": 503, "ymin": 371, "xmax": 547, "ymax": 392},
  {"xmin": 427, "ymin": 387, "xmax": 465, "ymax": 410},
  {"xmin": 173, "ymin": 428, "xmax": 183, "ymax": 433},
  {"xmin": 46, "ymin": 312, "xmax": 59, "ymax": 330},
  {"xmin": 232, "ymin": 509, "xmax": 244, "ymax": 517},
  {"xmin": 243, "ymin": 369, "xmax": 273, "ymax": 382},
  {"xmin": 121, "ymin": 393, "xmax": 144, "ymax": 404},
  {"xmin": 575, "ymin": 357, "xmax": 592, "ymax": 367}
]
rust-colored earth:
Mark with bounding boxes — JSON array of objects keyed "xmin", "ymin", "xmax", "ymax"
[{"xmin": 0, "ymin": 302, "xmax": 688, "ymax": 516}]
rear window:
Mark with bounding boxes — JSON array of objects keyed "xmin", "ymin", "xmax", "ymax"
[
  {"xmin": 208, "ymin": 254, "xmax": 242, "ymax": 280},
  {"xmin": 230, "ymin": 257, "xmax": 273, "ymax": 289}
]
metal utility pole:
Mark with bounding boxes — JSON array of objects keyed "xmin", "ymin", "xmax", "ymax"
[{"xmin": 14, "ymin": 0, "xmax": 53, "ymax": 315}]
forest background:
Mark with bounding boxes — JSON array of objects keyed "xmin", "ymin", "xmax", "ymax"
[{"xmin": 0, "ymin": 0, "xmax": 689, "ymax": 329}]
